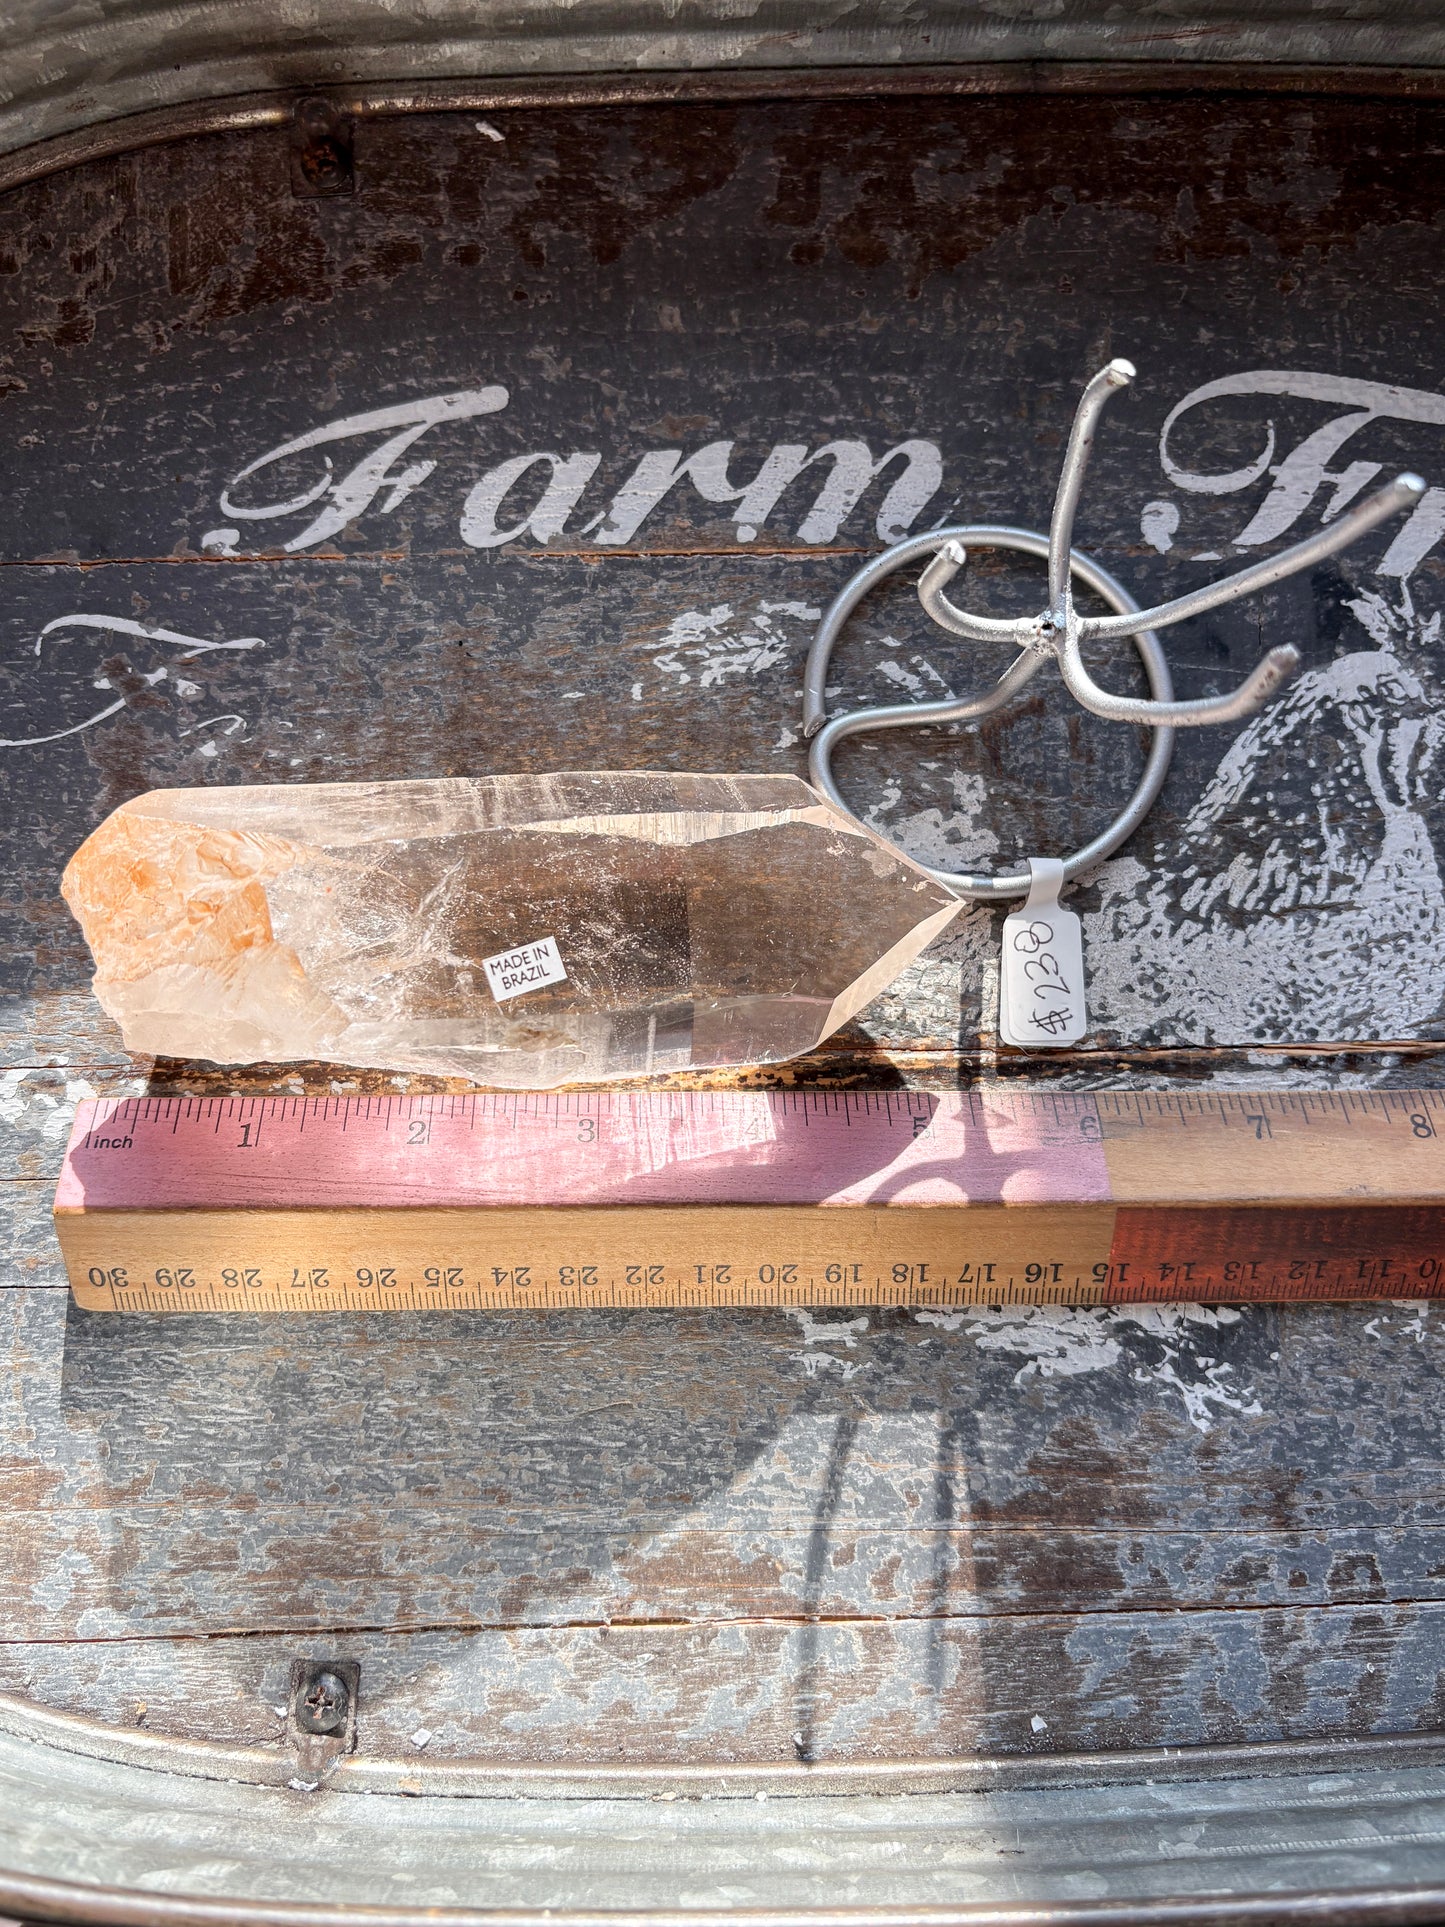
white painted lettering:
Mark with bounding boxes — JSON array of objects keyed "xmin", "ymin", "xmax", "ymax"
[
  {"xmin": 203, "ymin": 369, "xmax": 1444, "ymax": 568},
  {"xmin": 213, "ymin": 392, "xmax": 944, "ymax": 554},
  {"xmin": 590, "ymin": 436, "xmax": 942, "ymax": 546},
  {"xmin": 1160, "ymin": 369, "xmax": 1445, "ymax": 568},
  {"xmin": 0, "ymin": 616, "xmax": 265, "ymax": 751},
  {"xmin": 590, "ymin": 441, "xmax": 777, "ymax": 546},
  {"xmin": 793, "ymin": 438, "xmax": 943, "ymax": 544},
  {"xmin": 219, "ymin": 386, "xmax": 509, "ymax": 552},
  {"xmin": 460, "ymin": 451, "xmax": 602, "ymax": 548}
]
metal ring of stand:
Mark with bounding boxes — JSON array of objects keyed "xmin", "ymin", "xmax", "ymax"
[{"xmin": 802, "ymin": 525, "xmax": 1176, "ymax": 902}]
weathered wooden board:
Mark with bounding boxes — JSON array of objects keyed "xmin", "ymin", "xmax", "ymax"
[
  {"xmin": 2, "ymin": 1219, "xmax": 1445, "ymax": 1758},
  {"xmin": 0, "ymin": 98, "xmax": 1441, "ymax": 567},
  {"xmin": 5, "ymin": 93, "xmax": 1445, "ymax": 1771},
  {"xmin": 6, "ymin": 1603, "xmax": 1445, "ymax": 1764},
  {"xmin": 4, "ymin": 99, "xmax": 1445, "ymax": 1058},
  {"xmin": 1, "ymin": 547, "xmax": 1439, "ymax": 1057}
]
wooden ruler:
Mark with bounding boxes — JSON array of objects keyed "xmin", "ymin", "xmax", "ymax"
[{"xmin": 55, "ymin": 1088, "xmax": 1445, "ymax": 1313}]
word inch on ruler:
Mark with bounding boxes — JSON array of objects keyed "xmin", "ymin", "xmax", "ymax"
[{"xmin": 55, "ymin": 1089, "xmax": 1445, "ymax": 1313}]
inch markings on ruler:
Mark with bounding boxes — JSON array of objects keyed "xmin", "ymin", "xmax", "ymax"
[{"xmin": 54, "ymin": 1088, "xmax": 1445, "ymax": 1312}]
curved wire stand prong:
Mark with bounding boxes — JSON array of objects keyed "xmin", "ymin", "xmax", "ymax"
[
  {"xmin": 1055, "ymin": 625, "xmax": 1300, "ymax": 727},
  {"xmin": 911, "ymin": 348, "xmax": 1429, "ymax": 729},
  {"xmin": 917, "ymin": 359, "xmax": 1138, "ymax": 647},
  {"xmin": 802, "ymin": 525, "xmax": 1047, "ymax": 737},
  {"xmin": 810, "ymin": 646, "xmax": 1043, "ymax": 767},
  {"xmin": 1077, "ymin": 471, "xmax": 1426, "ymax": 643},
  {"xmin": 916, "ymin": 541, "xmax": 1038, "ymax": 647},
  {"xmin": 1055, "ymin": 470, "xmax": 1425, "ymax": 725},
  {"xmin": 1048, "ymin": 357, "xmax": 1135, "ymax": 613},
  {"xmin": 913, "ymin": 519, "xmax": 1301, "ymax": 727},
  {"xmin": 804, "ymin": 526, "xmax": 1175, "ymax": 900}
]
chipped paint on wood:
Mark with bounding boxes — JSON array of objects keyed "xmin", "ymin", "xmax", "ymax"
[{"xmin": 4, "ymin": 94, "xmax": 1445, "ymax": 1762}]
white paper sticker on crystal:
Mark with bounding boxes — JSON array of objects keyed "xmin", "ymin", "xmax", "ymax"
[
  {"xmin": 483, "ymin": 935, "xmax": 569, "ymax": 1003},
  {"xmin": 998, "ymin": 858, "xmax": 1087, "ymax": 1049}
]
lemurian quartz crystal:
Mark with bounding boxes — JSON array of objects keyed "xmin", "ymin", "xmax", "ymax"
[{"xmin": 62, "ymin": 773, "xmax": 961, "ymax": 1086}]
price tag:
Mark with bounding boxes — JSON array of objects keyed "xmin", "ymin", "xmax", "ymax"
[{"xmin": 998, "ymin": 858, "xmax": 1087, "ymax": 1049}]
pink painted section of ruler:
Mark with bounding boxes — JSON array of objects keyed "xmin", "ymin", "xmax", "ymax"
[{"xmin": 57, "ymin": 1091, "xmax": 1113, "ymax": 1212}]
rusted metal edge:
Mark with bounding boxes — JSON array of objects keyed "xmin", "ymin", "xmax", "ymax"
[
  {"xmin": 4, "ymin": 61, "xmax": 1445, "ymax": 200},
  {"xmin": 4, "ymin": 1689, "xmax": 1445, "ymax": 1805},
  {"xmin": 5, "ymin": 1867, "xmax": 1445, "ymax": 1927}
]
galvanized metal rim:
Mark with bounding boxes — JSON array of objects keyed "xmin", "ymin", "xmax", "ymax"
[
  {"xmin": 6, "ymin": 1863, "xmax": 1445, "ymax": 1927},
  {"xmin": 5, "ymin": 64, "xmax": 1445, "ymax": 200},
  {"xmin": 11, "ymin": 1693, "xmax": 1445, "ymax": 1925},
  {"xmin": 8, "ymin": 1692, "xmax": 1445, "ymax": 1804}
]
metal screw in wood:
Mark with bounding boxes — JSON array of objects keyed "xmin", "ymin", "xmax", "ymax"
[{"xmin": 295, "ymin": 1666, "xmax": 351, "ymax": 1736}]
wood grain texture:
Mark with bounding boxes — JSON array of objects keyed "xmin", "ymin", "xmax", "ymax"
[
  {"xmin": 4, "ymin": 94, "xmax": 1445, "ymax": 1766},
  {"xmin": 3, "ymin": 1244, "xmax": 1445, "ymax": 1759},
  {"xmin": 5, "ymin": 1604, "xmax": 1445, "ymax": 1764},
  {"xmin": 3, "ymin": 98, "xmax": 1445, "ymax": 1057}
]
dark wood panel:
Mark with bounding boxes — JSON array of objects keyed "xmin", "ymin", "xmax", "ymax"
[
  {"xmin": 0, "ymin": 98, "xmax": 1440, "ymax": 569},
  {"xmin": 1, "ymin": 96, "xmax": 1444, "ymax": 1058},
  {"xmin": 5, "ymin": 95, "xmax": 1445, "ymax": 1766},
  {"xmin": 3, "ymin": 546, "xmax": 1442, "ymax": 1054}
]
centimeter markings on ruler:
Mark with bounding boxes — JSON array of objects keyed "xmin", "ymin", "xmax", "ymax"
[
  {"xmin": 55, "ymin": 1086, "xmax": 1445, "ymax": 1312},
  {"xmin": 62, "ymin": 1257, "xmax": 1100, "ymax": 1316}
]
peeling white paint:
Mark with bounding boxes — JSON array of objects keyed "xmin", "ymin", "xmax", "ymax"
[
  {"xmin": 1365, "ymin": 1300, "xmax": 1433, "ymax": 1341},
  {"xmin": 1140, "ymin": 499, "xmax": 1179, "ymax": 552},
  {"xmin": 864, "ymin": 769, "xmax": 1001, "ymax": 874},
  {"xmin": 792, "ymin": 1351, "xmax": 865, "ymax": 1380},
  {"xmin": 915, "ymin": 1304, "xmax": 1260, "ymax": 1434},
  {"xmin": 846, "ymin": 646, "xmax": 957, "ymax": 718},
  {"xmin": 877, "ymin": 659, "xmax": 930, "ymax": 699},
  {"xmin": 1199, "ymin": 1054, "xmax": 1398, "ymax": 1091},
  {"xmin": 1085, "ymin": 585, "xmax": 1445, "ymax": 1043},
  {"xmin": 786, "ymin": 1308, "xmax": 871, "ymax": 1380},
  {"xmin": 0, "ymin": 1067, "xmax": 133, "ymax": 1144},
  {"xmin": 647, "ymin": 600, "xmax": 818, "ymax": 692},
  {"xmin": 787, "ymin": 1310, "xmax": 870, "ymax": 1348},
  {"xmin": 918, "ymin": 1304, "xmax": 1123, "ymax": 1373}
]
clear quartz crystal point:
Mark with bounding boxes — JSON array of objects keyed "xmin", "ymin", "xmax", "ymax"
[{"xmin": 62, "ymin": 773, "xmax": 961, "ymax": 1087}]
